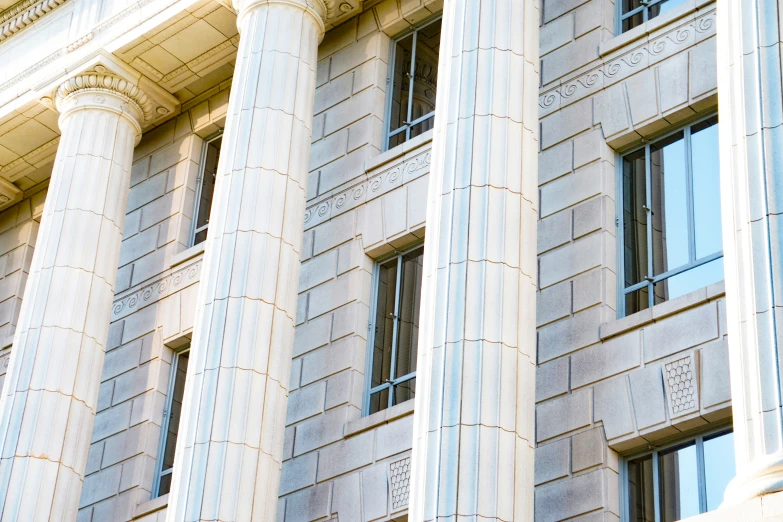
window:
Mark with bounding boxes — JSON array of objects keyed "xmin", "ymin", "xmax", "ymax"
[
  {"xmin": 619, "ymin": 116, "xmax": 723, "ymax": 317},
  {"xmin": 153, "ymin": 348, "xmax": 189, "ymax": 497},
  {"xmin": 190, "ymin": 135, "xmax": 221, "ymax": 246},
  {"xmin": 619, "ymin": 0, "xmax": 688, "ymax": 32},
  {"xmin": 385, "ymin": 16, "xmax": 442, "ymax": 150},
  {"xmin": 624, "ymin": 429, "xmax": 736, "ymax": 521},
  {"xmin": 366, "ymin": 245, "xmax": 424, "ymax": 415}
]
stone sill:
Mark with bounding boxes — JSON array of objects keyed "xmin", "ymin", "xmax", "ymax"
[
  {"xmin": 132, "ymin": 494, "xmax": 168, "ymax": 520},
  {"xmin": 600, "ymin": 280, "xmax": 725, "ymax": 340},
  {"xmin": 170, "ymin": 242, "xmax": 205, "ymax": 268},
  {"xmin": 599, "ymin": 0, "xmax": 715, "ymax": 58},
  {"xmin": 365, "ymin": 129, "xmax": 434, "ymax": 174},
  {"xmin": 344, "ymin": 399, "xmax": 415, "ymax": 438}
]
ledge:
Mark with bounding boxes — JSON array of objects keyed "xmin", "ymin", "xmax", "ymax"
[
  {"xmin": 599, "ymin": 0, "xmax": 716, "ymax": 58},
  {"xmin": 364, "ymin": 129, "xmax": 433, "ymax": 173},
  {"xmin": 600, "ymin": 280, "xmax": 725, "ymax": 340},
  {"xmin": 170, "ymin": 242, "xmax": 205, "ymax": 268},
  {"xmin": 132, "ymin": 494, "xmax": 168, "ymax": 520},
  {"xmin": 344, "ymin": 399, "xmax": 415, "ymax": 438}
]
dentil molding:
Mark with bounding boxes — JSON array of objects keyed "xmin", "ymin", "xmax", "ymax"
[{"xmin": 0, "ymin": 0, "xmax": 69, "ymax": 43}]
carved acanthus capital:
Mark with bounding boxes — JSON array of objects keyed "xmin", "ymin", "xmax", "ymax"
[{"xmin": 231, "ymin": 0, "xmax": 359, "ymax": 30}]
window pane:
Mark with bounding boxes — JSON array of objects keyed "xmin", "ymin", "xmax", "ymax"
[
  {"xmin": 389, "ymin": 34, "xmax": 414, "ymax": 135},
  {"xmin": 691, "ymin": 117, "xmax": 722, "ymax": 259},
  {"xmin": 625, "ymin": 286, "xmax": 650, "ymax": 316},
  {"xmin": 195, "ymin": 138, "xmax": 221, "ymax": 244},
  {"xmin": 394, "ymin": 377, "xmax": 416, "ymax": 406},
  {"xmin": 622, "ymin": 0, "xmax": 643, "ymax": 15},
  {"xmin": 158, "ymin": 473, "xmax": 173, "ymax": 496},
  {"xmin": 628, "ymin": 454, "xmax": 655, "ymax": 522},
  {"xmin": 372, "ymin": 258, "xmax": 398, "ymax": 390},
  {"xmin": 410, "ymin": 18, "xmax": 441, "ymax": 122},
  {"xmin": 704, "ymin": 431, "xmax": 736, "ymax": 511},
  {"xmin": 651, "ymin": 132, "xmax": 689, "ymax": 276},
  {"xmin": 161, "ymin": 351, "xmax": 189, "ymax": 472},
  {"xmin": 396, "ymin": 248, "xmax": 424, "ymax": 379},
  {"xmin": 654, "ymin": 257, "xmax": 724, "ymax": 303},
  {"xmin": 623, "ymin": 12, "xmax": 644, "ymax": 32},
  {"xmin": 659, "ymin": 443, "xmax": 700, "ymax": 521},
  {"xmin": 369, "ymin": 388, "xmax": 389, "ymax": 415},
  {"xmin": 623, "ymin": 148, "xmax": 649, "ymax": 288},
  {"xmin": 649, "ymin": 0, "xmax": 689, "ymax": 18}
]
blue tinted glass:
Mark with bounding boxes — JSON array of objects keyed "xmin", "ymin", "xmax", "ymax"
[
  {"xmin": 651, "ymin": 132, "xmax": 689, "ymax": 275},
  {"xmin": 691, "ymin": 118, "xmax": 722, "ymax": 259},
  {"xmin": 654, "ymin": 258, "xmax": 724, "ymax": 304},
  {"xmin": 704, "ymin": 432, "xmax": 736, "ymax": 511},
  {"xmin": 659, "ymin": 443, "xmax": 700, "ymax": 521}
]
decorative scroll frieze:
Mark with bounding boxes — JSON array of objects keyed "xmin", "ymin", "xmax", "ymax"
[
  {"xmin": 112, "ymin": 257, "xmax": 202, "ymax": 321},
  {"xmin": 664, "ymin": 352, "xmax": 699, "ymax": 418},
  {"xmin": 390, "ymin": 457, "xmax": 411, "ymax": 510},
  {"xmin": 304, "ymin": 148, "xmax": 431, "ymax": 230},
  {"xmin": 539, "ymin": 8, "xmax": 716, "ymax": 116},
  {"xmin": 0, "ymin": 0, "xmax": 69, "ymax": 43}
]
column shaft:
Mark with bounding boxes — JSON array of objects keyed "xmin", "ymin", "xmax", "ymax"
[
  {"xmin": 718, "ymin": 0, "xmax": 783, "ymax": 503},
  {"xmin": 408, "ymin": 1, "xmax": 540, "ymax": 520},
  {"xmin": 0, "ymin": 86, "xmax": 141, "ymax": 521},
  {"xmin": 165, "ymin": 1, "xmax": 322, "ymax": 520}
]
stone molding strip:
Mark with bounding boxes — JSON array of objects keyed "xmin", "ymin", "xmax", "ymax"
[
  {"xmin": 539, "ymin": 6, "xmax": 716, "ymax": 117},
  {"xmin": 304, "ymin": 146, "xmax": 432, "ymax": 231},
  {"xmin": 0, "ymin": 0, "xmax": 68, "ymax": 43},
  {"xmin": 111, "ymin": 256, "xmax": 202, "ymax": 321}
]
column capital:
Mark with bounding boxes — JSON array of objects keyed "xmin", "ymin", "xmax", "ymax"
[
  {"xmin": 232, "ymin": 0, "xmax": 327, "ymax": 32},
  {"xmin": 55, "ymin": 68, "xmax": 150, "ymax": 134}
]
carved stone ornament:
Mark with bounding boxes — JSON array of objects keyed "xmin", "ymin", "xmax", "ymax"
[
  {"xmin": 663, "ymin": 351, "xmax": 700, "ymax": 419},
  {"xmin": 0, "ymin": 177, "xmax": 22, "ymax": 212},
  {"xmin": 0, "ymin": 0, "xmax": 70, "ymax": 44}
]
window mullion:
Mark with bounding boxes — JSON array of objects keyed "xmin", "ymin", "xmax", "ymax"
[
  {"xmin": 645, "ymin": 144, "xmax": 654, "ymax": 309},
  {"xmin": 685, "ymin": 126, "xmax": 697, "ymax": 264},
  {"xmin": 405, "ymin": 30, "xmax": 418, "ymax": 144},
  {"xmin": 699, "ymin": 439, "xmax": 708, "ymax": 511},
  {"xmin": 653, "ymin": 450, "xmax": 662, "ymax": 522},
  {"xmin": 387, "ymin": 255, "xmax": 404, "ymax": 409}
]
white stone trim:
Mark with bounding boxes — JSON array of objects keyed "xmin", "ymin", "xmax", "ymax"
[{"xmin": 0, "ymin": 0, "xmax": 69, "ymax": 44}]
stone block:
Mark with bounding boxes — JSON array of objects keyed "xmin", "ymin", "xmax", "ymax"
[
  {"xmin": 573, "ymin": 196, "xmax": 604, "ymax": 239},
  {"xmin": 572, "ymin": 427, "xmax": 604, "ymax": 472},
  {"xmin": 539, "ymin": 139, "xmax": 572, "ymax": 185},
  {"xmin": 79, "ymin": 465, "xmax": 122, "ymax": 507},
  {"xmin": 534, "ymin": 469, "xmax": 604, "ymax": 521},
  {"xmin": 542, "ymin": 30, "xmax": 601, "ymax": 85},
  {"xmin": 300, "ymin": 336, "xmax": 361, "ymax": 386},
  {"xmin": 293, "ymin": 406, "xmax": 352, "ymax": 456},
  {"xmin": 309, "ymin": 129, "xmax": 348, "ymax": 171},
  {"xmin": 286, "ymin": 382, "xmax": 326, "ymax": 425},
  {"xmin": 534, "ymin": 437, "xmax": 570, "ymax": 485},
  {"xmin": 362, "ymin": 463, "xmax": 389, "ymax": 520},
  {"xmin": 538, "ymin": 306, "xmax": 602, "ymax": 362},
  {"xmin": 593, "ymin": 376, "xmax": 634, "ymax": 440},
  {"xmin": 330, "ymin": 33, "xmax": 382, "ymax": 79},
  {"xmin": 92, "ymin": 401, "xmax": 132, "ymax": 442},
  {"xmin": 279, "ymin": 453, "xmax": 317, "ymax": 495},
  {"xmin": 658, "ymin": 51, "xmax": 689, "ymax": 114},
  {"xmin": 594, "ymin": 83, "xmax": 630, "ymax": 139},
  {"xmin": 537, "ymin": 280, "xmax": 571, "ymax": 327},
  {"xmin": 376, "ymin": 413, "xmax": 414, "ymax": 460},
  {"xmin": 540, "ymin": 14, "xmax": 573, "ymax": 56},
  {"xmin": 571, "ymin": 330, "xmax": 641, "ymax": 388},
  {"xmin": 332, "ymin": 472, "xmax": 362, "ymax": 521},
  {"xmin": 541, "ymin": 158, "xmax": 603, "ymax": 217},
  {"xmin": 127, "ymin": 172, "xmax": 167, "ymax": 212},
  {"xmin": 536, "ymin": 357, "xmax": 570, "ymax": 402},
  {"xmin": 314, "ymin": 74, "xmax": 353, "ymax": 115},
  {"xmin": 629, "ymin": 364, "xmax": 666, "ymax": 430},
  {"xmin": 299, "ymin": 249, "xmax": 337, "ymax": 292},
  {"xmin": 701, "ymin": 339, "xmax": 730, "ymax": 408},
  {"xmin": 536, "ymin": 389, "xmax": 592, "ymax": 441},
  {"xmin": 572, "ymin": 268, "xmax": 603, "ymax": 313},
  {"xmin": 643, "ymin": 303, "xmax": 719, "ymax": 363},
  {"xmin": 538, "ymin": 210, "xmax": 571, "ymax": 254},
  {"xmin": 313, "ymin": 211, "xmax": 356, "ymax": 256},
  {"xmin": 626, "ymin": 69, "xmax": 660, "ymax": 126},
  {"xmin": 293, "ymin": 313, "xmax": 331, "ymax": 357},
  {"xmin": 317, "ymin": 430, "xmax": 374, "ymax": 481},
  {"xmin": 539, "ymin": 233, "xmax": 603, "ymax": 289},
  {"xmin": 573, "ymin": 129, "xmax": 605, "ymax": 169},
  {"xmin": 101, "ymin": 339, "xmax": 142, "ymax": 382},
  {"xmin": 541, "ymin": 98, "xmax": 593, "ymax": 150},
  {"xmin": 690, "ymin": 37, "xmax": 718, "ymax": 100},
  {"xmin": 324, "ymin": 370, "xmax": 359, "ymax": 410},
  {"xmin": 574, "ymin": 0, "xmax": 604, "ymax": 38},
  {"xmin": 324, "ymin": 87, "xmax": 383, "ymax": 137},
  {"xmin": 283, "ymin": 482, "xmax": 331, "ymax": 522}
]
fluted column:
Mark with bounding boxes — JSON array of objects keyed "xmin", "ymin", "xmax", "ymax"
[
  {"xmin": 717, "ymin": 0, "xmax": 783, "ymax": 505},
  {"xmin": 408, "ymin": 1, "xmax": 539, "ymax": 521},
  {"xmin": 0, "ymin": 74, "xmax": 144, "ymax": 520},
  {"xmin": 165, "ymin": 1, "xmax": 323, "ymax": 520}
]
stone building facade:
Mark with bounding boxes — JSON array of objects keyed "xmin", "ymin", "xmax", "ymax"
[{"xmin": 0, "ymin": 0, "xmax": 780, "ymax": 521}]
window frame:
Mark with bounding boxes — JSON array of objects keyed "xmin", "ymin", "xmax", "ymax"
[
  {"xmin": 616, "ymin": 0, "xmax": 684, "ymax": 33},
  {"xmin": 152, "ymin": 346, "xmax": 190, "ymax": 498},
  {"xmin": 620, "ymin": 425, "xmax": 734, "ymax": 522},
  {"xmin": 363, "ymin": 242, "xmax": 424, "ymax": 416},
  {"xmin": 615, "ymin": 113, "xmax": 722, "ymax": 318},
  {"xmin": 382, "ymin": 13, "xmax": 442, "ymax": 152},
  {"xmin": 189, "ymin": 132, "xmax": 222, "ymax": 247}
]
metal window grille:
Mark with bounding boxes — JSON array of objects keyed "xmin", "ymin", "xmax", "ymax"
[
  {"xmin": 364, "ymin": 244, "xmax": 424, "ymax": 416},
  {"xmin": 616, "ymin": 115, "xmax": 723, "ymax": 318},
  {"xmin": 383, "ymin": 15, "xmax": 442, "ymax": 151}
]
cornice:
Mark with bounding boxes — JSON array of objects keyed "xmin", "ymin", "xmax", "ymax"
[{"xmin": 0, "ymin": 0, "xmax": 69, "ymax": 43}]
